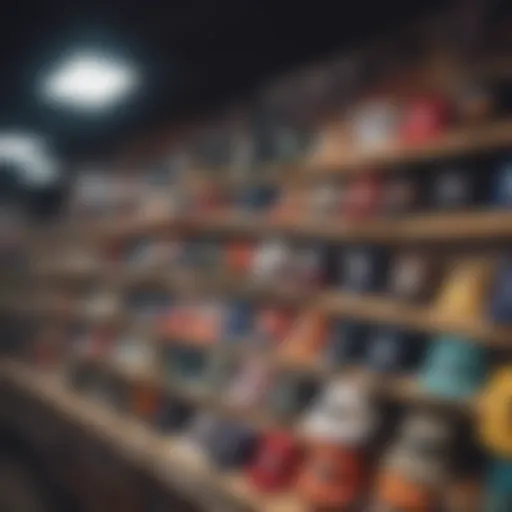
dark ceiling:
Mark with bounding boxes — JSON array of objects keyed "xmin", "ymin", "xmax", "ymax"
[{"xmin": 0, "ymin": 0, "xmax": 452, "ymax": 162}]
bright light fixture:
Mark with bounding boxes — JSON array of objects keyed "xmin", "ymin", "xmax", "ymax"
[{"xmin": 43, "ymin": 52, "xmax": 139, "ymax": 109}]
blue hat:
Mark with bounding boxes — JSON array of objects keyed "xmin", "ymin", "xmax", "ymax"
[
  {"xmin": 325, "ymin": 320, "xmax": 370, "ymax": 366},
  {"xmin": 339, "ymin": 245, "xmax": 390, "ymax": 293},
  {"xmin": 420, "ymin": 335, "xmax": 488, "ymax": 399},
  {"xmin": 208, "ymin": 421, "xmax": 259, "ymax": 469},
  {"xmin": 430, "ymin": 168, "xmax": 476, "ymax": 210},
  {"xmin": 223, "ymin": 301, "xmax": 254, "ymax": 340},
  {"xmin": 366, "ymin": 327, "xmax": 425, "ymax": 374}
]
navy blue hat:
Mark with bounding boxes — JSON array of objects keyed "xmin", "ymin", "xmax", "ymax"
[
  {"xmin": 237, "ymin": 185, "xmax": 278, "ymax": 213},
  {"xmin": 339, "ymin": 245, "xmax": 390, "ymax": 293},
  {"xmin": 325, "ymin": 320, "xmax": 370, "ymax": 366},
  {"xmin": 366, "ymin": 327, "xmax": 426, "ymax": 374},
  {"xmin": 223, "ymin": 301, "xmax": 254, "ymax": 340},
  {"xmin": 207, "ymin": 421, "xmax": 260, "ymax": 469},
  {"xmin": 430, "ymin": 167, "xmax": 477, "ymax": 210}
]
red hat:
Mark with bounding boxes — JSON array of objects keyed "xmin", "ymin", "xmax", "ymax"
[
  {"xmin": 400, "ymin": 96, "xmax": 451, "ymax": 144},
  {"xmin": 343, "ymin": 173, "xmax": 382, "ymax": 220},
  {"xmin": 247, "ymin": 433, "xmax": 303, "ymax": 492},
  {"xmin": 298, "ymin": 443, "xmax": 365, "ymax": 509}
]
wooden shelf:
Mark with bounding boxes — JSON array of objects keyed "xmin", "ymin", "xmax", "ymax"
[
  {"xmin": 15, "ymin": 267, "xmax": 512, "ymax": 349},
  {"xmin": 319, "ymin": 291, "xmax": 512, "ymax": 349},
  {"xmin": 45, "ymin": 209, "xmax": 512, "ymax": 246},
  {"xmin": 96, "ymin": 359, "xmax": 280, "ymax": 431},
  {"xmin": 91, "ymin": 350, "xmax": 474, "ymax": 426},
  {"xmin": 0, "ymin": 359, "xmax": 307, "ymax": 512},
  {"xmin": 304, "ymin": 118, "xmax": 512, "ymax": 176}
]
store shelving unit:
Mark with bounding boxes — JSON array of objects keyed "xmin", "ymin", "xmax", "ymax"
[{"xmin": 3, "ymin": 45, "xmax": 512, "ymax": 511}]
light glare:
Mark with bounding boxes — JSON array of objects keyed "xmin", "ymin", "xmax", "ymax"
[
  {"xmin": 0, "ymin": 133, "xmax": 59, "ymax": 186},
  {"xmin": 44, "ymin": 53, "xmax": 138, "ymax": 109}
]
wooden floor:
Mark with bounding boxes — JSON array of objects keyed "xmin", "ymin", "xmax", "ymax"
[{"xmin": 0, "ymin": 459, "xmax": 49, "ymax": 512}]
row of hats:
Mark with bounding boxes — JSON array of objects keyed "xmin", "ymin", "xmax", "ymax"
[
  {"xmin": 100, "ymin": 12, "xmax": 512, "ymax": 177},
  {"xmin": 67, "ymin": 358, "xmax": 512, "ymax": 511},
  {"xmin": 163, "ymin": 331, "xmax": 491, "ymax": 403},
  {"xmin": 241, "ymin": 161, "xmax": 512, "ymax": 219},
  {"xmin": 24, "ymin": 305, "xmax": 512, "ymax": 508},
  {"xmin": 70, "ymin": 155, "xmax": 512, "ymax": 222},
  {"xmin": 119, "ymin": 250, "xmax": 512, "ymax": 325},
  {"xmin": 54, "ymin": 312, "xmax": 490, "ymax": 411},
  {"xmin": 71, "ymin": 69, "xmax": 512, "ymax": 214},
  {"xmin": 55, "ymin": 236, "xmax": 512, "ymax": 326}
]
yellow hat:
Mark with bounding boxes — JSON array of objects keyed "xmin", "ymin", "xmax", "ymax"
[
  {"xmin": 435, "ymin": 259, "xmax": 495, "ymax": 321},
  {"xmin": 478, "ymin": 366, "xmax": 512, "ymax": 457}
]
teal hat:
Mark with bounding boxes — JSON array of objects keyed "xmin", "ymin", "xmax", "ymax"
[
  {"xmin": 420, "ymin": 335, "xmax": 488, "ymax": 399},
  {"xmin": 485, "ymin": 458, "xmax": 512, "ymax": 512}
]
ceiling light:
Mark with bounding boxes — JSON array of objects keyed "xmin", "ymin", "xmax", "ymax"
[{"xmin": 43, "ymin": 52, "xmax": 139, "ymax": 109}]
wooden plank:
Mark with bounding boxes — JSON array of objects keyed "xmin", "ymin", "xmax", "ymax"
[
  {"xmin": 304, "ymin": 118, "xmax": 512, "ymax": 176},
  {"xmin": 0, "ymin": 361, "xmax": 254, "ymax": 512}
]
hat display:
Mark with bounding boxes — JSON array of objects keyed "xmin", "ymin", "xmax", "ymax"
[
  {"xmin": 223, "ymin": 300, "xmax": 254, "ymax": 340},
  {"xmin": 420, "ymin": 336, "xmax": 488, "ymax": 399},
  {"xmin": 279, "ymin": 310, "xmax": 328, "ymax": 364},
  {"xmin": 250, "ymin": 307, "xmax": 295, "ymax": 349},
  {"xmin": 435, "ymin": 259, "xmax": 494, "ymax": 320},
  {"xmin": 366, "ymin": 327, "xmax": 425, "ymax": 374},
  {"xmin": 224, "ymin": 358, "xmax": 273, "ymax": 409},
  {"xmin": 300, "ymin": 379, "xmax": 377, "ymax": 446},
  {"xmin": 430, "ymin": 168, "xmax": 477, "ymax": 210},
  {"xmin": 308, "ymin": 182, "xmax": 340, "ymax": 218},
  {"xmin": 226, "ymin": 241, "xmax": 255, "ymax": 275},
  {"xmin": 372, "ymin": 468, "xmax": 438, "ymax": 512},
  {"xmin": 388, "ymin": 252, "xmax": 440, "ymax": 303},
  {"xmin": 18, "ymin": 25, "xmax": 512, "ymax": 512},
  {"xmin": 297, "ymin": 443, "xmax": 365, "ymax": 509},
  {"xmin": 478, "ymin": 366, "xmax": 512, "ymax": 457},
  {"xmin": 207, "ymin": 421, "xmax": 259, "ymax": 469},
  {"xmin": 162, "ymin": 345, "xmax": 210, "ymax": 388},
  {"xmin": 236, "ymin": 184, "xmax": 278, "ymax": 214},
  {"xmin": 250, "ymin": 238, "xmax": 293, "ymax": 283},
  {"xmin": 247, "ymin": 432, "xmax": 303, "ymax": 492},
  {"xmin": 339, "ymin": 245, "xmax": 390, "ymax": 293},
  {"xmin": 268, "ymin": 372, "xmax": 320, "ymax": 420},
  {"xmin": 380, "ymin": 172, "xmax": 418, "ymax": 216},
  {"xmin": 400, "ymin": 96, "xmax": 451, "ymax": 144},
  {"xmin": 343, "ymin": 173, "xmax": 383, "ymax": 219},
  {"xmin": 324, "ymin": 320, "xmax": 370, "ymax": 366},
  {"xmin": 383, "ymin": 412, "xmax": 454, "ymax": 486}
]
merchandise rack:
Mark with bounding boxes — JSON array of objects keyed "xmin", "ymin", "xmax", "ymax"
[{"xmin": 4, "ymin": 80, "xmax": 512, "ymax": 512}]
